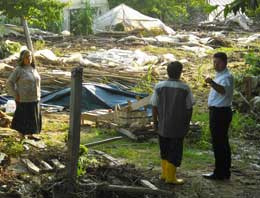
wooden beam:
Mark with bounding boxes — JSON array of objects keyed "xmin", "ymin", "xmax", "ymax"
[
  {"xmin": 122, "ymin": 95, "xmax": 151, "ymax": 111},
  {"xmin": 84, "ymin": 136, "xmax": 124, "ymax": 147},
  {"xmin": 80, "ymin": 183, "xmax": 174, "ymax": 196},
  {"xmin": 21, "ymin": 159, "xmax": 40, "ymax": 174},
  {"xmin": 118, "ymin": 128, "xmax": 138, "ymax": 140},
  {"xmin": 93, "ymin": 150, "xmax": 122, "ymax": 165},
  {"xmin": 51, "ymin": 159, "xmax": 65, "ymax": 170},
  {"xmin": 140, "ymin": 180, "xmax": 158, "ymax": 190}
]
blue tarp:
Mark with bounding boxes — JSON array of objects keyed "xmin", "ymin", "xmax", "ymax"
[
  {"xmin": 41, "ymin": 83, "xmax": 148, "ymax": 112},
  {"xmin": 1, "ymin": 83, "xmax": 150, "ymax": 113},
  {"xmin": 0, "ymin": 95, "xmax": 8, "ymax": 105}
]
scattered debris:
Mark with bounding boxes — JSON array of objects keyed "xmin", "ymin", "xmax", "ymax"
[
  {"xmin": 51, "ymin": 159, "xmax": 66, "ymax": 170},
  {"xmin": 118, "ymin": 128, "xmax": 138, "ymax": 141},
  {"xmin": 0, "ymin": 110, "xmax": 12, "ymax": 127},
  {"xmin": 84, "ymin": 136, "xmax": 124, "ymax": 148},
  {"xmin": 93, "ymin": 150, "xmax": 122, "ymax": 166},
  {"xmin": 21, "ymin": 158, "xmax": 40, "ymax": 174},
  {"xmin": 0, "ymin": 152, "xmax": 8, "ymax": 166},
  {"xmin": 23, "ymin": 139, "xmax": 46, "ymax": 149},
  {"xmin": 250, "ymin": 96, "xmax": 260, "ymax": 114}
]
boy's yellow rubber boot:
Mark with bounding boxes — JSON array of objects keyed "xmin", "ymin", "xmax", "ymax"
[
  {"xmin": 165, "ymin": 162, "xmax": 184, "ymax": 185},
  {"xmin": 160, "ymin": 160, "xmax": 167, "ymax": 180}
]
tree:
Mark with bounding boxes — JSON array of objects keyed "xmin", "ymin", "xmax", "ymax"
[
  {"xmin": 223, "ymin": 0, "xmax": 260, "ymax": 17},
  {"xmin": 0, "ymin": 0, "xmax": 67, "ymax": 63},
  {"xmin": 70, "ymin": 0, "xmax": 93, "ymax": 35}
]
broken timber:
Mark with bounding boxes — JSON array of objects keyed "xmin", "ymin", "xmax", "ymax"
[
  {"xmin": 94, "ymin": 150, "xmax": 122, "ymax": 165},
  {"xmin": 40, "ymin": 160, "xmax": 53, "ymax": 172},
  {"xmin": 122, "ymin": 95, "xmax": 151, "ymax": 111},
  {"xmin": 80, "ymin": 95, "xmax": 151, "ymax": 126},
  {"xmin": 81, "ymin": 109, "xmax": 114, "ymax": 125},
  {"xmin": 118, "ymin": 128, "xmax": 138, "ymax": 140},
  {"xmin": 84, "ymin": 136, "xmax": 124, "ymax": 147},
  {"xmin": 140, "ymin": 179, "xmax": 158, "ymax": 190},
  {"xmin": 80, "ymin": 182, "xmax": 174, "ymax": 196},
  {"xmin": 51, "ymin": 159, "xmax": 65, "ymax": 170},
  {"xmin": 21, "ymin": 159, "xmax": 40, "ymax": 174}
]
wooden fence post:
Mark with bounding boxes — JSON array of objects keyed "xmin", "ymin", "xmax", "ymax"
[
  {"xmin": 53, "ymin": 67, "xmax": 83, "ymax": 198},
  {"xmin": 67, "ymin": 67, "xmax": 83, "ymax": 181}
]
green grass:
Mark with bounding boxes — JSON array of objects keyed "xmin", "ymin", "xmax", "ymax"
[
  {"xmin": 0, "ymin": 137, "xmax": 24, "ymax": 157},
  {"xmin": 38, "ymin": 97, "xmax": 256, "ymax": 173},
  {"xmin": 191, "ymin": 106, "xmax": 211, "ymax": 149},
  {"xmin": 80, "ymin": 127, "xmax": 213, "ymax": 170},
  {"xmin": 42, "ymin": 120, "xmax": 69, "ymax": 132},
  {"xmin": 230, "ymin": 111, "xmax": 258, "ymax": 138}
]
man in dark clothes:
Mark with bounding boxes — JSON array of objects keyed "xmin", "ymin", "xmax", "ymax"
[
  {"xmin": 203, "ymin": 52, "xmax": 233, "ymax": 180},
  {"xmin": 150, "ymin": 61, "xmax": 194, "ymax": 184}
]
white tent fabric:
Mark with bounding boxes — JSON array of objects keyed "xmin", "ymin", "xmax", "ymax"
[{"xmin": 93, "ymin": 4, "xmax": 175, "ymax": 35}]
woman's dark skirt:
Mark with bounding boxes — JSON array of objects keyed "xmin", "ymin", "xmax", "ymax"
[
  {"xmin": 159, "ymin": 135, "xmax": 184, "ymax": 167},
  {"xmin": 11, "ymin": 101, "xmax": 42, "ymax": 135}
]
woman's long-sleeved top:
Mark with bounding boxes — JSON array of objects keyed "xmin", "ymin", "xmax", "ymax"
[{"xmin": 6, "ymin": 65, "xmax": 41, "ymax": 102}]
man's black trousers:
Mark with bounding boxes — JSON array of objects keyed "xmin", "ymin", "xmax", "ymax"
[{"xmin": 209, "ymin": 106, "xmax": 232, "ymax": 178}]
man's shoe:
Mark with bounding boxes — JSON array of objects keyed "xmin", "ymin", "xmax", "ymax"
[{"xmin": 202, "ymin": 173, "xmax": 226, "ymax": 180}]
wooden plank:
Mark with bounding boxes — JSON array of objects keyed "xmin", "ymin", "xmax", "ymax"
[
  {"xmin": 23, "ymin": 139, "xmax": 46, "ymax": 149},
  {"xmin": 51, "ymin": 159, "xmax": 66, "ymax": 170},
  {"xmin": 39, "ymin": 160, "xmax": 53, "ymax": 171},
  {"xmin": 80, "ymin": 183, "xmax": 174, "ymax": 196},
  {"xmin": 140, "ymin": 180, "xmax": 158, "ymax": 190},
  {"xmin": 122, "ymin": 95, "xmax": 151, "ymax": 111},
  {"xmin": 84, "ymin": 136, "xmax": 124, "ymax": 147},
  {"xmin": 94, "ymin": 150, "xmax": 122, "ymax": 165},
  {"xmin": 21, "ymin": 159, "xmax": 40, "ymax": 174},
  {"xmin": 118, "ymin": 128, "xmax": 138, "ymax": 140}
]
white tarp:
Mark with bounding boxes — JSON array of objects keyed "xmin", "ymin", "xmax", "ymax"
[{"xmin": 93, "ymin": 4, "xmax": 175, "ymax": 35}]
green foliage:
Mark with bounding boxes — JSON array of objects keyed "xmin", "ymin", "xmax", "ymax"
[
  {"xmin": 108, "ymin": 0, "xmax": 213, "ymax": 24},
  {"xmin": 223, "ymin": 0, "xmax": 260, "ymax": 17},
  {"xmin": 77, "ymin": 144, "xmax": 98, "ymax": 176},
  {"xmin": 42, "ymin": 120, "xmax": 69, "ymax": 132},
  {"xmin": 191, "ymin": 108, "xmax": 211, "ymax": 150},
  {"xmin": 34, "ymin": 40, "xmax": 46, "ymax": 50},
  {"xmin": 70, "ymin": 1, "xmax": 93, "ymax": 35},
  {"xmin": 0, "ymin": 16, "xmax": 21, "ymax": 26},
  {"xmin": 0, "ymin": 0, "xmax": 67, "ymax": 30},
  {"xmin": 230, "ymin": 111, "xmax": 257, "ymax": 137},
  {"xmin": 0, "ymin": 137, "xmax": 24, "ymax": 157},
  {"xmin": 132, "ymin": 65, "xmax": 155, "ymax": 94},
  {"xmin": 244, "ymin": 53, "xmax": 260, "ymax": 75},
  {"xmin": 0, "ymin": 40, "xmax": 21, "ymax": 59}
]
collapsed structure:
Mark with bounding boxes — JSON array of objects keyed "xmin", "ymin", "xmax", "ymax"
[{"xmin": 93, "ymin": 4, "xmax": 175, "ymax": 35}]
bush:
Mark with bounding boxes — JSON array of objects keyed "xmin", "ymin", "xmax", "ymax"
[
  {"xmin": 70, "ymin": 1, "xmax": 93, "ymax": 35},
  {"xmin": 244, "ymin": 53, "xmax": 260, "ymax": 76}
]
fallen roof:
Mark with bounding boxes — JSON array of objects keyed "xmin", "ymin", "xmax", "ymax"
[{"xmin": 41, "ymin": 83, "xmax": 147, "ymax": 112}]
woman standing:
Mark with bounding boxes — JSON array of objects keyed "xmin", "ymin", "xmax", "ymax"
[{"xmin": 6, "ymin": 49, "xmax": 41, "ymax": 140}]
